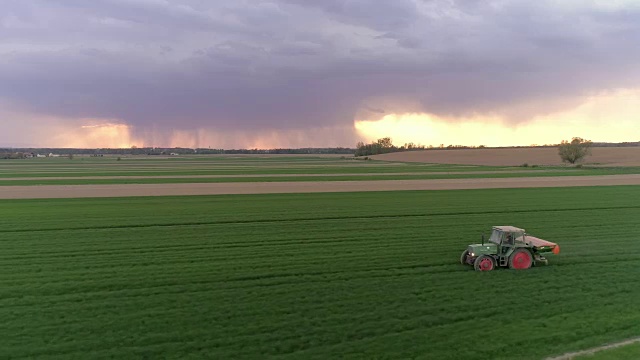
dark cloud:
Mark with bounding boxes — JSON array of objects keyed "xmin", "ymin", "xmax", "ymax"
[{"xmin": 1, "ymin": 0, "xmax": 640, "ymax": 143}]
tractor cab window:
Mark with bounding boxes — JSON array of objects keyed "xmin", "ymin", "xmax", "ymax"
[
  {"xmin": 503, "ymin": 233, "xmax": 515, "ymax": 246},
  {"xmin": 488, "ymin": 230, "xmax": 502, "ymax": 245}
]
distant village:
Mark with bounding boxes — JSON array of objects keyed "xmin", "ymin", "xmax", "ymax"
[{"xmin": 1, "ymin": 152, "xmax": 55, "ymax": 159}]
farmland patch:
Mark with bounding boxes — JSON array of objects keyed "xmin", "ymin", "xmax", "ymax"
[{"xmin": 1, "ymin": 186, "xmax": 639, "ymax": 358}]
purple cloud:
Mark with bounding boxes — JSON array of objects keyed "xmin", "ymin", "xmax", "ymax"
[{"xmin": 1, "ymin": 0, "xmax": 639, "ymax": 145}]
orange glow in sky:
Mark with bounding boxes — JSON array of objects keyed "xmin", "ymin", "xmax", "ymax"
[
  {"xmin": 58, "ymin": 122, "xmax": 141, "ymax": 148},
  {"xmin": 355, "ymin": 89, "xmax": 640, "ymax": 147}
]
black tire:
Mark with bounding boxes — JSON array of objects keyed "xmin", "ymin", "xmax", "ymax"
[
  {"xmin": 508, "ymin": 248, "xmax": 533, "ymax": 270},
  {"xmin": 460, "ymin": 250, "xmax": 469, "ymax": 265},
  {"xmin": 474, "ymin": 255, "xmax": 495, "ymax": 271}
]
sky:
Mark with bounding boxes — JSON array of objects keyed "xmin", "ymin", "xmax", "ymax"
[{"xmin": 1, "ymin": 0, "xmax": 639, "ymax": 148}]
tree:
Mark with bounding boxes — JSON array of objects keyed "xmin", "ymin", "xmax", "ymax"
[
  {"xmin": 558, "ymin": 137, "xmax": 592, "ymax": 164},
  {"xmin": 355, "ymin": 137, "xmax": 398, "ymax": 156},
  {"xmin": 377, "ymin": 137, "xmax": 393, "ymax": 149}
]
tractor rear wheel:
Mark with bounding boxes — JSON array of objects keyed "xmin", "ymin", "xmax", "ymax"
[
  {"xmin": 509, "ymin": 249, "xmax": 533, "ymax": 270},
  {"xmin": 460, "ymin": 250, "xmax": 469, "ymax": 265},
  {"xmin": 474, "ymin": 255, "xmax": 495, "ymax": 271}
]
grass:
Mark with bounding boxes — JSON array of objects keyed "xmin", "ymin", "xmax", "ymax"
[{"xmin": 1, "ymin": 186, "xmax": 640, "ymax": 359}]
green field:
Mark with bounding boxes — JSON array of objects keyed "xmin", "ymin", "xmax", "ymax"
[
  {"xmin": 2, "ymin": 186, "xmax": 640, "ymax": 359},
  {"xmin": 1, "ymin": 155, "xmax": 639, "ymax": 186},
  {"xmin": 2, "ymin": 170, "xmax": 636, "ymax": 186},
  {"xmin": 0, "ymin": 156, "xmax": 538, "ymax": 178}
]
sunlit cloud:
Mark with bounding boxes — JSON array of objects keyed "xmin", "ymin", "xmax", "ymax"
[
  {"xmin": 60, "ymin": 121, "xmax": 141, "ymax": 148},
  {"xmin": 355, "ymin": 89, "xmax": 640, "ymax": 147},
  {"xmin": 0, "ymin": 109, "xmax": 143, "ymax": 148}
]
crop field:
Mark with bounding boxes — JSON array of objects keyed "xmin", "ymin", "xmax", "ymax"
[
  {"xmin": 1, "ymin": 155, "xmax": 639, "ymax": 187},
  {"xmin": 2, "ymin": 186, "xmax": 640, "ymax": 359},
  {"xmin": 0, "ymin": 155, "xmax": 522, "ymax": 179}
]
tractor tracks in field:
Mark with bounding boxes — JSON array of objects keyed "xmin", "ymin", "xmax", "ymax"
[
  {"xmin": 546, "ymin": 336, "xmax": 640, "ymax": 359},
  {"xmin": 2, "ymin": 205, "xmax": 640, "ymax": 234}
]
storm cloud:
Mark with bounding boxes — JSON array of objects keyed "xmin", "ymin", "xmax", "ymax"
[{"xmin": 1, "ymin": 0, "xmax": 639, "ymax": 146}]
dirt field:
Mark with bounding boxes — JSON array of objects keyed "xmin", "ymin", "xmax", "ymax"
[
  {"xmin": 372, "ymin": 147, "xmax": 640, "ymax": 166},
  {"xmin": 2, "ymin": 174, "xmax": 639, "ymax": 199}
]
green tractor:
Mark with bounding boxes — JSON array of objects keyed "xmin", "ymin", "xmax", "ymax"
[{"xmin": 460, "ymin": 226, "xmax": 560, "ymax": 271}]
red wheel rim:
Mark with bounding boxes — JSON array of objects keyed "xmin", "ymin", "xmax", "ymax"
[
  {"xmin": 479, "ymin": 258, "xmax": 493, "ymax": 271},
  {"xmin": 512, "ymin": 251, "xmax": 532, "ymax": 269}
]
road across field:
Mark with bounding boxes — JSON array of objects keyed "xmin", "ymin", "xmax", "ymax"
[{"xmin": 2, "ymin": 174, "xmax": 640, "ymax": 199}]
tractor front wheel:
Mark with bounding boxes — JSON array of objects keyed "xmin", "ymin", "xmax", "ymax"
[
  {"xmin": 474, "ymin": 255, "xmax": 495, "ymax": 271},
  {"xmin": 460, "ymin": 250, "xmax": 469, "ymax": 265},
  {"xmin": 509, "ymin": 249, "xmax": 533, "ymax": 270}
]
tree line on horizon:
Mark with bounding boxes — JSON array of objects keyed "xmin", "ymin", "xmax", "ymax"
[
  {"xmin": 354, "ymin": 137, "xmax": 489, "ymax": 157},
  {"xmin": 0, "ymin": 147, "xmax": 356, "ymax": 158},
  {"xmin": 0, "ymin": 138, "xmax": 634, "ymax": 162}
]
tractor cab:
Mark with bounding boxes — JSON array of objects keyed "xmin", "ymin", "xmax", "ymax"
[{"xmin": 487, "ymin": 226, "xmax": 525, "ymax": 254}]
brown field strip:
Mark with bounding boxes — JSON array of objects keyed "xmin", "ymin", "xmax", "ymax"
[
  {"xmin": 1, "ymin": 174, "xmax": 639, "ymax": 199},
  {"xmin": 373, "ymin": 147, "xmax": 640, "ymax": 166}
]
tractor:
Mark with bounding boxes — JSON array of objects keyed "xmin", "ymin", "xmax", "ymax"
[{"xmin": 460, "ymin": 226, "xmax": 560, "ymax": 271}]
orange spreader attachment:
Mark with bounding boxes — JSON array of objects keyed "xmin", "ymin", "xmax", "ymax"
[{"xmin": 527, "ymin": 236, "xmax": 560, "ymax": 255}]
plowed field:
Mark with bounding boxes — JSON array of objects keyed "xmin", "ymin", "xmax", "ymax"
[{"xmin": 373, "ymin": 147, "xmax": 640, "ymax": 166}]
